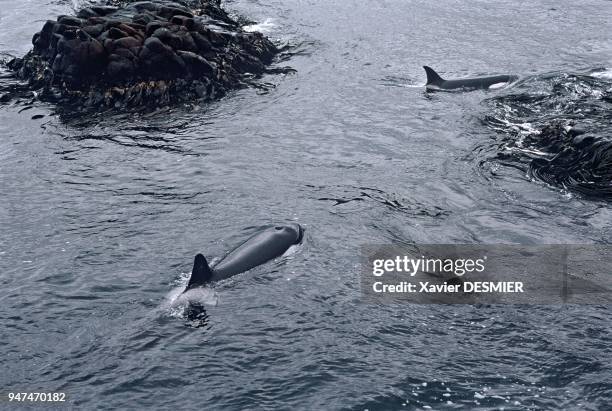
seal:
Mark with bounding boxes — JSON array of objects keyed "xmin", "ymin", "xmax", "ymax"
[
  {"xmin": 185, "ymin": 223, "xmax": 303, "ymax": 290},
  {"xmin": 423, "ymin": 66, "xmax": 517, "ymax": 91}
]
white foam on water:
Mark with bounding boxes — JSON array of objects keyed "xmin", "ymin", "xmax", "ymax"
[
  {"xmin": 508, "ymin": 145, "xmax": 549, "ymax": 157},
  {"xmin": 488, "ymin": 81, "xmax": 509, "ymax": 90},
  {"xmin": 281, "ymin": 243, "xmax": 301, "ymax": 257},
  {"xmin": 162, "ymin": 272, "xmax": 219, "ymax": 316},
  {"xmin": 490, "ymin": 115, "xmax": 539, "ymax": 137},
  {"xmin": 70, "ymin": 0, "xmax": 87, "ymax": 12},
  {"xmin": 176, "ymin": 286, "xmax": 219, "ymax": 306},
  {"xmin": 389, "ymin": 84, "xmax": 423, "ymax": 88},
  {"xmin": 590, "ymin": 68, "xmax": 612, "ymax": 79},
  {"xmin": 243, "ymin": 18, "xmax": 277, "ymax": 33}
]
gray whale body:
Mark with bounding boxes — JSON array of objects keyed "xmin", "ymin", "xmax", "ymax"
[
  {"xmin": 424, "ymin": 66, "xmax": 517, "ymax": 91},
  {"xmin": 185, "ymin": 224, "xmax": 303, "ymax": 290}
]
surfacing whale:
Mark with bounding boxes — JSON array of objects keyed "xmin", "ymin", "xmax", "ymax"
[
  {"xmin": 423, "ymin": 66, "xmax": 517, "ymax": 91},
  {"xmin": 185, "ymin": 223, "xmax": 303, "ymax": 291}
]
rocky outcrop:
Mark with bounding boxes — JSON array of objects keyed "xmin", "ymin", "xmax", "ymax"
[{"xmin": 7, "ymin": 0, "xmax": 278, "ymax": 107}]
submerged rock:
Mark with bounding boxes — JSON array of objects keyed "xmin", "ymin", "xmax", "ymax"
[
  {"xmin": 527, "ymin": 123, "xmax": 612, "ymax": 199},
  {"xmin": 7, "ymin": 0, "xmax": 278, "ymax": 107}
]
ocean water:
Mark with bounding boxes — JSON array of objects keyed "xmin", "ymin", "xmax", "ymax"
[{"xmin": 1, "ymin": 0, "xmax": 611, "ymax": 409}]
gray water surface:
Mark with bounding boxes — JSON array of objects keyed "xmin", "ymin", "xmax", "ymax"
[{"xmin": 1, "ymin": 0, "xmax": 611, "ymax": 409}]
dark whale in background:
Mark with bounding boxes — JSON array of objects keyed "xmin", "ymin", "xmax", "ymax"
[
  {"xmin": 423, "ymin": 66, "xmax": 518, "ymax": 91},
  {"xmin": 185, "ymin": 223, "xmax": 303, "ymax": 291}
]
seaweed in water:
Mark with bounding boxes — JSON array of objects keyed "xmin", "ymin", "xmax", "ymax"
[
  {"xmin": 5, "ymin": 0, "xmax": 279, "ymax": 108},
  {"xmin": 482, "ymin": 71, "xmax": 612, "ymax": 200},
  {"xmin": 528, "ymin": 123, "xmax": 611, "ymax": 198}
]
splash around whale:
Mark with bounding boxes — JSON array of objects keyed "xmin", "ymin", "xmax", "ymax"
[
  {"xmin": 184, "ymin": 223, "xmax": 303, "ymax": 292},
  {"xmin": 423, "ymin": 66, "xmax": 518, "ymax": 91}
]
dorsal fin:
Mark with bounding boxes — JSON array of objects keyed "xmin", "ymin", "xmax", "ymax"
[
  {"xmin": 186, "ymin": 254, "xmax": 213, "ymax": 290},
  {"xmin": 423, "ymin": 66, "xmax": 445, "ymax": 85}
]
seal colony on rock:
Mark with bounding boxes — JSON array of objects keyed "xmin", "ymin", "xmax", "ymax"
[{"xmin": 7, "ymin": 0, "xmax": 279, "ymax": 107}]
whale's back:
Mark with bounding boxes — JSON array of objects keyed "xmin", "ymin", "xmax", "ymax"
[{"xmin": 212, "ymin": 224, "xmax": 302, "ymax": 281}]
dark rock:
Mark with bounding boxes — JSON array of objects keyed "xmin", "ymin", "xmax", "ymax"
[{"xmin": 8, "ymin": 0, "xmax": 280, "ymax": 107}]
